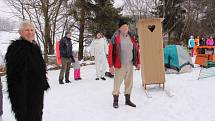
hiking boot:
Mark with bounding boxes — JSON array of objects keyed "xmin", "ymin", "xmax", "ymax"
[
  {"xmin": 59, "ymin": 79, "xmax": 64, "ymax": 84},
  {"xmin": 101, "ymin": 77, "xmax": 106, "ymax": 80},
  {"xmin": 113, "ymin": 95, "xmax": 119, "ymax": 108},
  {"xmin": 65, "ymin": 80, "xmax": 71, "ymax": 83},
  {"xmin": 125, "ymin": 94, "xmax": 136, "ymax": 107}
]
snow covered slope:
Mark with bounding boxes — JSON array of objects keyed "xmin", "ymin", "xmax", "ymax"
[{"xmin": 2, "ymin": 64, "xmax": 215, "ymax": 121}]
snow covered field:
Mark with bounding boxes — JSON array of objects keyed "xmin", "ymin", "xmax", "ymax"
[
  {"xmin": 0, "ymin": 31, "xmax": 19, "ymax": 55},
  {"xmin": 2, "ymin": 64, "xmax": 215, "ymax": 121},
  {"xmin": 1, "ymin": 32, "xmax": 215, "ymax": 121}
]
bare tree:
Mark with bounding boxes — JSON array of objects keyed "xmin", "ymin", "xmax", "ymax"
[
  {"xmin": 6, "ymin": 0, "xmax": 73, "ymax": 62},
  {"xmin": 123, "ymin": 0, "xmax": 150, "ymax": 21}
]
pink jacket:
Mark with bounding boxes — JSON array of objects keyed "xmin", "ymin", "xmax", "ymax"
[{"xmin": 206, "ymin": 39, "xmax": 214, "ymax": 46}]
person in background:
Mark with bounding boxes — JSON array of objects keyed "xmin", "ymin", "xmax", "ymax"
[
  {"xmin": 199, "ymin": 37, "xmax": 206, "ymax": 46},
  {"xmin": 58, "ymin": 31, "xmax": 75, "ymax": 84},
  {"xmin": 206, "ymin": 36, "xmax": 215, "ymax": 54},
  {"xmin": 188, "ymin": 35, "xmax": 195, "ymax": 57},
  {"xmin": 0, "ymin": 50, "xmax": 5, "ymax": 121},
  {"xmin": 108, "ymin": 19, "xmax": 140, "ymax": 108},
  {"xmin": 194, "ymin": 36, "xmax": 200, "ymax": 55},
  {"xmin": 199, "ymin": 37, "xmax": 206, "ymax": 54},
  {"xmin": 91, "ymin": 31, "xmax": 108, "ymax": 80},
  {"xmin": 5, "ymin": 20, "xmax": 50, "ymax": 121},
  {"xmin": 195, "ymin": 36, "xmax": 200, "ymax": 46},
  {"xmin": 73, "ymin": 53, "xmax": 82, "ymax": 80},
  {"xmin": 213, "ymin": 36, "xmax": 215, "ymax": 46},
  {"xmin": 206, "ymin": 36, "xmax": 214, "ymax": 46}
]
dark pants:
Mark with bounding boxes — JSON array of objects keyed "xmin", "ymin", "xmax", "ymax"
[{"xmin": 59, "ymin": 58, "xmax": 71, "ymax": 81}]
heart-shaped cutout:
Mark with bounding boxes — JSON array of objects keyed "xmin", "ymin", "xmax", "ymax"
[{"xmin": 148, "ymin": 25, "xmax": 156, "ymax": 32}]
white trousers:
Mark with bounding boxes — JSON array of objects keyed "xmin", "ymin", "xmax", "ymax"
[{"xmin": 95, "ymin": 57, "xmax": 107, "ymax": 78}]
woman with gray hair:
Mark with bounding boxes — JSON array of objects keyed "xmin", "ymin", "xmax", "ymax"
[{"xmin": 5, "ymin": 20, "xmax": 49, "ymax": 121}]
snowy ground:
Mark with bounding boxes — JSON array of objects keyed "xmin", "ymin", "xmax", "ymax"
[
  {"xmin": 1, "ymin": 31, "xmax": 215, "ymax": 121},
  {"xmin": 0, "ymin": 31, "xmax": 19, "ymax": 55},
  {"xmin": 2, "ymin": 64, "xmax": 215, "ymax": 121}
]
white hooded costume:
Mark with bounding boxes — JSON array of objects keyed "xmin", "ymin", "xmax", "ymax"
[{"xmin": 91, "ymin": 37, "xmax": 108, "ymax": 78}]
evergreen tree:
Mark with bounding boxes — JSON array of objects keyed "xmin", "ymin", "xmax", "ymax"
[
  {"xmin": 69, "ymin": 0, "xmax": 94, "ymax": 60},
  {"xmin": 68, "ymin": 0, "xmax": 122, "ymax": 59},
  {"xmin": 154, "ymin": 0, "xmax": 186, "ymax": 40},
  {"xmin": 90, "ymin": 0, "xmax": 122, "ymax": 39}
]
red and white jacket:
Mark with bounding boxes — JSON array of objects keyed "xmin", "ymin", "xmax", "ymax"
[{"xmin": 108, "ymin": 30, "xmax": 140, "ymax": 69}]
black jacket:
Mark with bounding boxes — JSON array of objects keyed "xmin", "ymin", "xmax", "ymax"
[
  {"xmin": 199, "ymin": 39, "xmax": 206, "ymax": 46},
  {"xmin": 5, "ymin": 37, "xmax": 50, "ymax": 121},
  {"xmin": 60, "ymin": 36, "xmax": 75, "ymax": 62}
]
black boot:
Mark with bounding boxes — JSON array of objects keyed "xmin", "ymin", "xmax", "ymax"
[
  {"xmin": 59, "ymin": 79, "xmax": 64, "ymax": 84},
  {"xmin": 113, "ymin": 95, "xmax": 119, "ymax": 108},
  {"xmin": 65, "ymin": 80, "xmax": 71, "ymax": 83},
  {"xmin": 101, "ymin": 77, "xmax": 106, "ymax": 80},
  {"xmin": 125, "ymin": 94, "xmax": 136, "ymax": 107}
]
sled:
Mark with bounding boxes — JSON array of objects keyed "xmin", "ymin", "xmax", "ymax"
[{"xmin": 56, "ymin": 40, "xmax": 61, "ymax": 65}]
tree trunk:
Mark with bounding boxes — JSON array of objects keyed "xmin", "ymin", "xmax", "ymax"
[
  {"xmin": 21, "ymin": 0, "xmax": 25, "ymax": 20},
  {"xmin": 78, "ymin": 2, "xmax": 85, "ymax": 60},
  {"xmin": 48, "ymin": 36, "xmax": 54, "ymax": 55},
  {"xmin": 42, "ymin": 0, "xmax": 49, "ymax": 62}
]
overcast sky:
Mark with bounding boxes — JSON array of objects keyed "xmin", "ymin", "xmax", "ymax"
[
  {"xmin": 114, "ymin": 0, "xmax": 124, "ymax": 7},
  {"xmin": 0, "ymin": 0, "xmax": 12, "ymax": 18},
  {"xmin": 0, "ymin": 0, "xmax": 124, "ymax": 20}
]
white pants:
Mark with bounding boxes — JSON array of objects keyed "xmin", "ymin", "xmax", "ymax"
[{"xmin": 95, "ymin": 57, "xmax": 107, "ymax": 78}]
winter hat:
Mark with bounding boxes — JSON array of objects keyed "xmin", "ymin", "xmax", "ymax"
[
  {"xmin": 95, "ymin": 31, "xmax": 100, "ymax": 35},
  {"xmin": 118, "ymin": 19, "xmax": 128, "ymax": 28},
  {"xmin": 65, "ymin": 31, "xmax": 71, "ymax": 36}
]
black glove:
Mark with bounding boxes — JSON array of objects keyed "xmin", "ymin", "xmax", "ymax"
[{"xmin": 70, "ymin": 56, "xmax": 75, "ymax": 63}]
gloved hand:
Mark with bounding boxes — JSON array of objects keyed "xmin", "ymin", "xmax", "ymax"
[
  {"xmin": 135, "ymin": 64, "xmax": 140, "ymax": 70},
  {"xmin": 70, "ymin": 56, "xmax": 75, "ymax": 63}
]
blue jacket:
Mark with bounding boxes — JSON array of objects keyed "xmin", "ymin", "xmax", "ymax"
[{"xmin": 188, "ymin": 38, "xmax": 195, "ymax": 48}]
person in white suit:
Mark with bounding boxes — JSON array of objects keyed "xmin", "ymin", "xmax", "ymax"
[{"xmin": 91, "ymin": 31, "xmax": 108, "ymax": 80}]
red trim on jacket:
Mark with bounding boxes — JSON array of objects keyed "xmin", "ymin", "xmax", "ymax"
[{"xmin": 108, "ymin": 33, "xmax": 140, "ymax": 68}]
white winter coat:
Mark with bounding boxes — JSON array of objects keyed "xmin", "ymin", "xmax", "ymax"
[{"xmin": 90, "ymin": 37, "xmax": 108, "ymax": 78}]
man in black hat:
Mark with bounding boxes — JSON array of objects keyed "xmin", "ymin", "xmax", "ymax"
[
  {"xmin": 108, "ymin": 19, "xmax": 140, "ymax": 108},
  {"xmin": 58, "ymin": 31, "xmax": 75, "ymax": 84}
]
